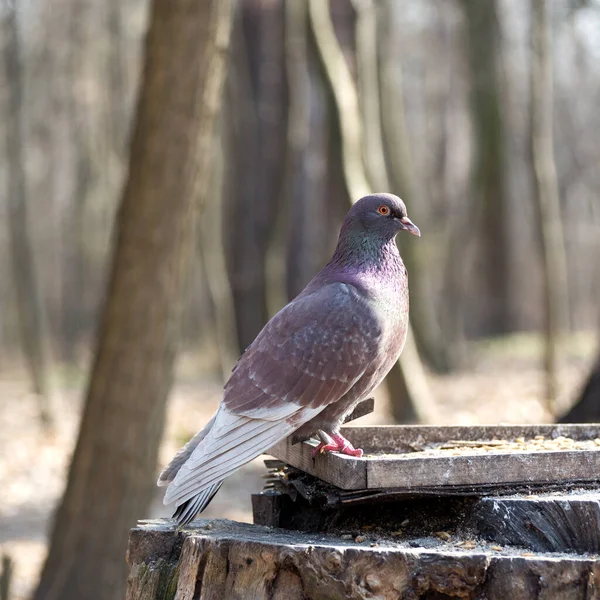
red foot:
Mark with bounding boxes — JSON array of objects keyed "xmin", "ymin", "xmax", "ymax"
[{"xmin": 312, "ymin": 433, "xmax": 364, "ymax": 458}]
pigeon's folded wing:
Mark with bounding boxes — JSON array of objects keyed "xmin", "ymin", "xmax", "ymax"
[{"xmin": 163, "ymin": 282, "xmax": 383, "ymax": 507}]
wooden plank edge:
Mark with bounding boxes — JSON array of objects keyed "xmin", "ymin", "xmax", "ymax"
[
  {"xmin": 366, "ymin": 448, "xmax": 600, "ymax": 489},
  {"xmin": 268, "ymin": 438, "xmax": 367, "ymax": 490}
]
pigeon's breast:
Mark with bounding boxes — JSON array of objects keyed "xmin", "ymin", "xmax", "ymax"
[
  {"xmin": 354, "ymin": 264, "xmax": 409, "ymax": 332},
  {"xmin": 355, "ymin": 267, "xmax": 410, "ymax": 384},
  {"xmin": 327, "ymin": 273, "xmax": 408, "ymax": 359}
]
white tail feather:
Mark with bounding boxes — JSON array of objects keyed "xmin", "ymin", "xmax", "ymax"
[{"xmin": 164, "ymin": 404, "xmax": 323, "ymax": 507}]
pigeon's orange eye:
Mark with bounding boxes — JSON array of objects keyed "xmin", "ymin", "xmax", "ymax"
[{"xmin": 378, "ymin": 205, "xmax": 390, "ymax": 215}]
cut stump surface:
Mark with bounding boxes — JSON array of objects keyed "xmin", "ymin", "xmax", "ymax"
[{"xmin": 125, "ymin": 519, "xmax": 600, "ymax": 600}]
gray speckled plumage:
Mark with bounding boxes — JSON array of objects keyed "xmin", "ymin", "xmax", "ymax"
[{"xmin": 158, "ymin": 193, "xmax": 419, "ymax": 524}]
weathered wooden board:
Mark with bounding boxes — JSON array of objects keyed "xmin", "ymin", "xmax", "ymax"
[
  {"xmin": 268, "ymin": 424, "xmax": 600, "ymax": 491},
  {"xmin": 340, "ymin": 423, "xmax": 600, "ymax": 450},
  {"xmin": 126, "ymin": 519, "xmax": 600, "ymax": 600},
  {"xmin": 269, "ymin": 435, "xmax": 367, "ymax": 489}
]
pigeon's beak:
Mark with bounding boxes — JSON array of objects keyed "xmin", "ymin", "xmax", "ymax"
[{"xmin": 399, "ymin": 216, "xmax": 421, "ymax": 237}]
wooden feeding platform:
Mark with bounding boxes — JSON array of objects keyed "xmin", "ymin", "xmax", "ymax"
[
  {"xmin": 126, "ymin": 403, "xmax": 600, "ymax": 599},
  {"xmin": 268, "ymin": 422, "xmax": 600, "ymax": 494}
]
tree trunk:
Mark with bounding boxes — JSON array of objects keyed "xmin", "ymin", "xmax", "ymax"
[
  {"xmin": 0, "ymin": 555, "xmax": 12, "ymax": 600},
  {"xmin": 34, "ymin": 1, "xmax": 233, "ymax": 599},
  {"xmin": 559, "ymin": 351, "xmax": 600, "ymax": 423},
  {"xmin": 1, "ymin": 1, "xmax": 53, "ymax": 428},
  {"xmin": 60, "ymin": 0, "xmax": 92, "ymax": 363},
  {"xmin": 224, "ymin": 0, "xmax": 288, "ymax": 351},
  {"xmin": 125, "ymin": 519, "xmax": 600, "ymax": 600},
  {"xmin": 376, "ymin": 0, "xmax": 452, "ymax": 373},
  {"xmin": 354, "ymin": 0, "xmax": 388, "ymax": 194},
  {"xmin": 308, "ymin": 0, "xmax": 437, "ymax": 424},
  {"xmin": 105, "ymin": 0, "xmax": 129, "ymax": 162},
  {"xmin": 308, "ymin": 0, "xmax": 369, "ymax": 198},
  {"xmin": 530, "ymin": 0, "xmax": 569, "ymax": 414},
  {"xmin": 198, "ymin": 125, "xmax": 239, "ymax": 381},
  {"xmin": 461, "ymin": 0, "xmax": 512, "ymax": 336},
  {"xmin": 281, "ymin": 0, "xmax": 333, "ymax": 301},
  {"xmin": 385, "ymin": 328, "xmax": 441, "ymax": 424}
]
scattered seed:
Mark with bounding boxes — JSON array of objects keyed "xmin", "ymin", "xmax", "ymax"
[
  {"xmin": 435, "ymin": 531, "xmax": 451, "ymax": 541},
  {"xmin": 490, "ymin": 545, "xmax": 503, "ymax": 551}
]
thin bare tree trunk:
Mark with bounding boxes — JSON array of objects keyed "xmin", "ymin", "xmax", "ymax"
[
  {"xmin": 376, "ymin": 0, "xmax": 452, "ymax": 374},
  {"xmin": 1, "ymin": 1, "xmax": 53, "ymax": 428},
  {"xmin": 224, "ymin": 1, "xmax": 288, "ymax": 351},
  {"xmin": 279, "ymin": 0, "xmax": 332, "ymax": 301},
  {"xmin": 353, "ymin": 0, "xmax": 388, "ymax": 192},
  {"xmin": 198, "ymin": 126, "xmax": 239, "ymax": 381},
  {"xmin": 530, "ymin": 0, "xmax": 569, "ymax": 414},
  {"xmin": 559, "ymin": 348, "xmax": 600, "ymax": 423},
  {"xmin": 461, "ymin": 0, "xmax": 512, "ymax": 336},
  {"xmin": 0, "ymin": 554, "xmax": 13, "ymax": 600},
  {"xmin": 278, "ymin": 0, "xmax": 310, "ymax": 302},
  {"xmin": 308, "ymin": 0, "xmax": 369, "ymax": 197},
  {"xmin": 34, "ymin": 1, "xmax": 233, "ymax": 599},
  {"xmin": 308, "ymin": 0, "xmax": 438, "ymax": 424},
  {"xmin": 106, "ymin": 0, "xmax": 128, "ymax": 161},
  {"xmin": 60, "ymin": 0, "xmax": 91, "ymax": 363}
]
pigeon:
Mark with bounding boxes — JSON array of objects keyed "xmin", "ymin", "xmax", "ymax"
[{"xmin": 158, "ymin": 193, "xmax": 420, "ymax": 525}]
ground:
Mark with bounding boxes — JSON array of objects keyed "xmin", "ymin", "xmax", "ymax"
[{"xmin": 0, "ymin": 333, "xmax": 596, "ymax": 599}]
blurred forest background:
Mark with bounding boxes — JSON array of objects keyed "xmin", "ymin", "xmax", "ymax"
[{"xmin": 1, "ymin": 0, "xmax": 600, "ymax": 598}]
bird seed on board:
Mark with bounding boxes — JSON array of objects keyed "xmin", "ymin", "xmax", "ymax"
[{"xmin": 374, "ymin": 435, "xmax": 600, "ymax": 458}]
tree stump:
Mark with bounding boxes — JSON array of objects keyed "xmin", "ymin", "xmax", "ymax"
[
  {"xmin": 475, "ymin": 494, "xmax": 600, "ymax": 553},
  {"xmin": 127, "ymin": 420, "xmax": 600, "ymax": 599},
  {"xmin": 125, "ymin": 519, "xmax": 600, "ymax": 600}
]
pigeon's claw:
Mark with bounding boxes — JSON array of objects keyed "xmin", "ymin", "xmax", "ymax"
[
  {"xmin": 311, "ymin": 443, "xmax": 325, "ymax": 458},
  {"xmin": 312, "ymin": 432, "xmax": 364, "ymax": 458}
]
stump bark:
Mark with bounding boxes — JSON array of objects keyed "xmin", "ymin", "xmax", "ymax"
[{"xmin": 125, "ymin": 519, "xmax": 600, "ymax": 600}]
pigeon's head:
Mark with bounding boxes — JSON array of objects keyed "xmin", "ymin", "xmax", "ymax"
[{"xmin": 345, "ymin": 193, "xmax": 420, "ymax": 240}]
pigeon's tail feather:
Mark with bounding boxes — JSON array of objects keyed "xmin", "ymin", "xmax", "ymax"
[
  {"xmin": 157, "ymin": 411, "xmax": 218, "ymax": 486},
  {"xmin": 163, "ymin": 405, "xmax": 325, "ymax": 508},
  {"xmin": 173, "ymin": 481, "xmax": 223, "ymax": 526}
]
